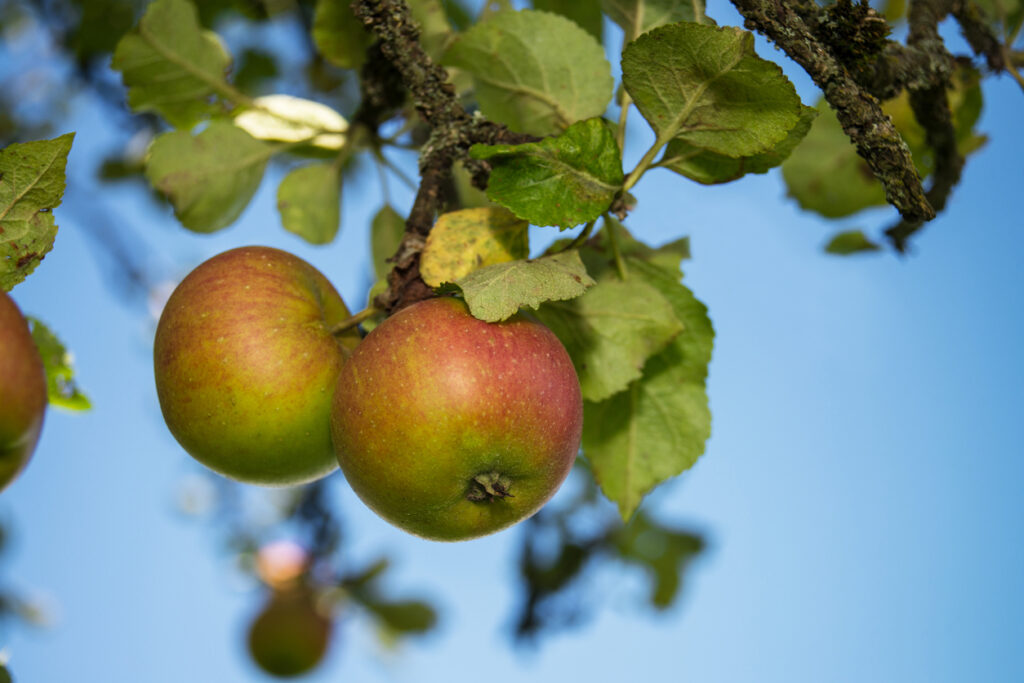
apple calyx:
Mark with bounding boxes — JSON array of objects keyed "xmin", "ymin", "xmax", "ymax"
[{"xmin": 466, "ymin": 472, "xmax": 515, "ymax": 503}]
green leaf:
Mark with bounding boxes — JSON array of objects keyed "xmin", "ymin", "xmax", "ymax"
[
  {"xmin": 27, "ymin": 317, "xmax": 91, "ymax": 411},
  {"xmin": 783, "ymin": 67, "xmax": 986, "ymax": 219},
  {"xmin": 883, "ymin": 64, "xmax": 988, "ymax": 179},
  {"xmin": 621, "ymin": 23, "xmax": 802, "ymax": 158},
  {"xmin": 575, "ymin": 218, "xmax": 690, "ymax": 280},
  {"xmin": 233, "ymin": 48, "xmax": 280, "ymax": 94},
  {"xmin": 452, "ymin": 164, "xmax": 495, "ymax": 209},
  {"xmin": 660, "ymin": 105, "xmax": 816, "ymax": 185},
  {"xmin": 602, "ymin": 0, "xmax": 709, "ymax": 42},
  {"xmin": 535, "ymin": 278, "xmax": 683, "ymax": 402},
  {"xmin": 277, "ymin": 163, "xmax": 340, "ymax": 245},
  {"xmin": 111, "ymin": 0, "xmax": 231, "ymax": 128},
  {"xmin": 974, "ymin": 0, "xmax": 1023, "ymax": 37},
  {"xmin": 312, "ymin": 0, "xmax": 373, "ymax": 69},
  {"xmin": 145, "ymin": 122, "xmax": 273, "ymax": 233},
  {"xmin": 824, "ymin": 229, "xmax": 882, "ymax": 255},
  {"xmin": 371, "ymin": 205, "xmax": 406, "ymax": 279},
  {"xmin": 533, "ymin": 0, "xmax": 603, "ymax": 40},
  {"xmin": 612, "ymin": 513, "xmax": 705, "ymax": 609},
  {"xmin": 363, "ymin": 599, "xmax": 438, "ymax": 634},
  {"xmin": 443, "ymin": 10, "xmax": 614, "ymax": 136},
  {"xmin": 470, "ymin": 118, "xmax": 624, "ymax": 229},
  {"xmin": 71, "ymin": 0, "xmax": 137, "ymax": 57},
  {"xmin": 420, "ymin": 208, "xmax": 529, "ymax": 287},
  {"xmin": 409, "ymin": 0, "xmax": 453, "ymax": 61},
  {"xmin": 781, "ymin": 101, "xmax": 887, "ymax": 218},
  {"xmin": 583, "ymin": 258, "xmax": 713, "ymax": 519},
  {"xmin": 0, "ymin": 663, "xmax": 10, "ymax": 683},
  {"xmin": 451, "ymin": 249, "xmax": 596, "ymax": 322},
  {"xmin": 0, "ymin": 133, "xmax": 73, "ymax": 291}
]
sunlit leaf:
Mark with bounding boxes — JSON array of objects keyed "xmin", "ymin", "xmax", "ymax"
[{"xmin": 233, "ymin": 95, "xmax": 348, "ymax": 150}]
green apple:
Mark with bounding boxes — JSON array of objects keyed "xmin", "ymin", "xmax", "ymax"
[
  {"xmin": 0, "ymin": 291, "xmax": 47, "ymax": 491},
  {"xmin": 154, "ymin": 246, "xmax": 359, "ymax": 486},
  {"xmin": 331, "ymin": 297, "xmax": 583, "ymax": 541},
  {"xmin": 247, "ymin": 588, "xmax": 331, "ymax": 678}
]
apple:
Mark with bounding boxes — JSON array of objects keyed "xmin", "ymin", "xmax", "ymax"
[
  {"xmin": 0, "ymin": 291, "xmax": 47, "ymax": 492},
  {"xmin": 154, "ymin": 246, "xmax": 359, "ymax": 486},
  {"xmin": 331, "ymin": 296, "xmax": 582, "ymax": 541},
  {"xmin": 247, "ymin": 588, "xmax": 331, "ymax": 678}
]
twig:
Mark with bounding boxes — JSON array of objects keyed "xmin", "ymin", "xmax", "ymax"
[{"xmin": 885, "ymin": 0, "xmax": 963, "ymax": 251}]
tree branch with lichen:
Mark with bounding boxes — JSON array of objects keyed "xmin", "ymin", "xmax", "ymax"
[
  {"xmin": 730, "ymin": 0, "xmax": 936, "ymax": 223},
  {"xmin": 351, "ymin": 0, "xmax": 535, "ymax": 313}
]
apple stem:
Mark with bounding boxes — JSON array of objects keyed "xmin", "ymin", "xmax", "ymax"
[
  {"xmin": 466, "ymin": 472, "xmax": 514, "ymax": 502},
  {"xmin": 331, "ymin": 307, "xmax": 380, "ymax": 336}
]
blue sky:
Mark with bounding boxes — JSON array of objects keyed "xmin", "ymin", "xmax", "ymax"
[{"xmin": 4, "ymin": 1, "xmax": 1024, "ymax": 681}]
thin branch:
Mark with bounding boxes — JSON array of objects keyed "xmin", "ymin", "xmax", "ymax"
[
  {"xmin": 885, "ymin": 0, "xmax": 963, "ymax": 251},
  {"xmin": 950, "ymin": 0, "xmax": 1007, "ymax": 71},
  {"xmin": 351, "ymin": 0, "xmax": 537, "ymax": 313}
]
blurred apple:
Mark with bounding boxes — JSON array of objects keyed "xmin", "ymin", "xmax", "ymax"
[
  {"xmin": 247, "ymin": 588, "xmax": 332, "ymax": 678},
  {"xmin": 154, "ymin": 246, "xmax": 359, "ymax": 486},
  {"xmin": 331, "ymin": 297, "xmax": 583, "ymax": 541},
  {"xmin": 0, "ymin": 291, "xmax": 47, "ymax": 491}
]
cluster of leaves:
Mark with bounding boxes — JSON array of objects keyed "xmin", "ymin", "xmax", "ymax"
[
  {"xmin": 89, "ymin": 0, "xmax": 799, "ymax": 516},
  {"xmin": 72, "ymin": 0, "xmax": 1006, "ymax": 514},
  {"xmin": 2, "ymin": 0, "xmax": 1021, "ymax": 672}
]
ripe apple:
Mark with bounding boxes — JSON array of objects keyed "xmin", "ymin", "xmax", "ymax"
[
  {"xmin": 331, "ymin": 297, "xmax": 582, "ymax": 541},
  {"xmin": 154, "ymin": 246, "xmax": 359, "ymax": 486},
  {"xmin": 247, "ymin": 588, "xmax": 331, "ymax": 678},
  {"xmin": 0, "ymin": 291, "xmax": 47, "ymax": 491}
]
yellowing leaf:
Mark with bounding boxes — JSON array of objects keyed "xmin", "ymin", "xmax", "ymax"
[{"xmin": 420, "ymin": 208, "xmax": 529, "ymax": 287}]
